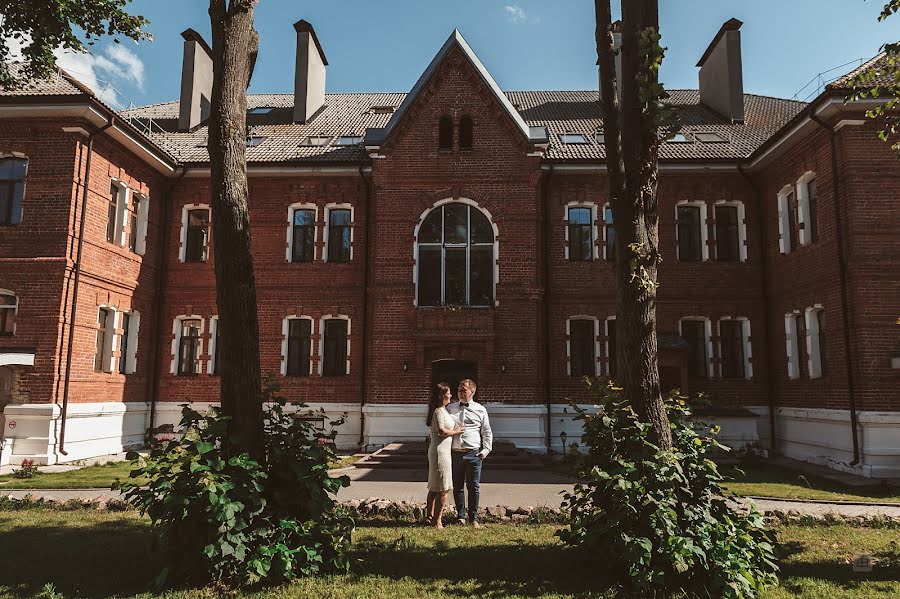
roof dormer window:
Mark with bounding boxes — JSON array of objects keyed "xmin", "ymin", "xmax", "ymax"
[
  {"xmin": 300, "ymin": 136, "xmax": 332, "ymax": 147},
  {"xmin": 561, "ymin": 133, "xmax": 589, "ymax": 145},
  {"xmin": 369, "ymin": 106, "xmax": 395, "ymax": 114},
  {"xmin": 249, "ymin": 107, "xmax": 274, "ymax": 115},
  {"xmin": 246, "ymin": 136, "xmax": 266, "ymax": 148},
  {"xmin": 334, "ymin": 135, "xmax": 362, "ymax": 146},
  {"xmin": 668, "ymin": 132, "xmax": 692, "ymax": 143},
  {"xmin": 695, "ymin": 132, "xmax": 727, "ymax": 143}
]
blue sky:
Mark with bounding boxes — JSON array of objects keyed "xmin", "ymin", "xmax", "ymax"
[{"xmin": 50, "ymin": 0, "xmax": 900, "ymax": 108}]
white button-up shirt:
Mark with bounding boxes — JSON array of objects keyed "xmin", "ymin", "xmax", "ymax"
[{"xmin": 446, "ymin": 399, "xmax": 493, "ymax": 458}]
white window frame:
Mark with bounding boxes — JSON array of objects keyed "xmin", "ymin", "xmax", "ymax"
[
  {"xmin": 118, "ymin": 310, "xmax": 140, "ymax": 374},
  {"xmin": 96, "ymin": 305, "xmax": 118, "ymax": 373},
  {"xmin": 281, "ymin": 315, "xmax": 315, "ymax": 376},
  {"xmin": 178, "ymin": 203, "xmax": 211, "ymax": 263},
  {"xmin": 678, "ymin": 317, "xmax": 714, "ymax": 378},
  {"xmin": 675, "ymin": 200, "xmax": 709, "ymax": 262},
  {"xmin": 776, "ymin": 185, "xmax": 794, "ymax": 254},
  {"xmin": 0, "ymin": 289, "xmax": 18, "ymax": 336},
  {"xmin": 712, "ymin": 200, "xmax": 748, "ymax": 262},
  {"xmin": 806, "ymin": 305, "xmax": 825, "ymax": 379},
  {"xmin": 323, "ymin": 203, "xmax": 354, "ymax": 263},
  {"xmin": 286, "ymin": 203, "xmax": 319, "ymax": 262},
  {"xmin": 318, "ymin": 315, "xmax": 351, "ymax": 376},
  {"xmin": 207, "ymin": 315, "xmax": 219, "ymax": 375},
  {"xmin": 565, "ymin": 316, "xmax": 600, "ymax": 376},
  {"xmin": 784, "ymin": 311, "xmax": 802, "ymax": 380},
  {"xmin": 717, "ymin": 317, "xmax": 753, "ymax": 380},
  {"xmin": 107, "ymin": 180, "xmax": 129, "ymax": 246},
  {"xmin": 412, "ymin": 197, "xmax": 500, "ymax": 308},
  {"xmin": 170, "ymin": 315, "xmax": 204, "ymax": 375},
  {"xmin": 564, "ymin": 202, "xmax": 599, "ymax": 261},
  {"xmin": 604, "ymin": 316, "xmax": 616, "ymax": 376},
  {"xmin": 796, "ymin": 172, "xmax": 816, "ymax": 246},
  {"xmin": 133, "ymin": 191, "xmax": 150, "ymax": 255},
  {"xmin": 602, "ymin": 203, "xmax": 614, "ymax": 261}
]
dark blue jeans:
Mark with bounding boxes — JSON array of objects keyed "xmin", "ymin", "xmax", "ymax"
[{"xmin": 451, "ymin": 449, "xmax": 483, "ymax": 522}]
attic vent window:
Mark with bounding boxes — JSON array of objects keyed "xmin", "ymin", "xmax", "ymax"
[
  {"xmin": 668, "ymin": 133, "xmax": 692, "ymax": 143},
  {"xmin": 246, "ymin": 136, "xmax": 267, "ymax": 148},
  {"xmin": 561, "ymin": 133, "xmax": 589, "ymax": 145},
  {"xmin": 334, "ymin": 135, "xmax": 362, "ymax": 146},
  {"xmin": 695, "ymin": 132, "xmax": 727, "ymax": 143},
  {"xmin": 300, "ymin": 136, "xmax": 332, "ymax": 147},
  {"xmin": 249, "ymin": 107, "xmax": 274, "ymax": 115},
  {"xmin": 369, "ymin": 106, "xmax": 395, "ymax": 114}
]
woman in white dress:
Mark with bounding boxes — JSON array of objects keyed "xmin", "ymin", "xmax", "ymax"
[{"xmin": 426, "ymin": 382, "xmax": 465, "ymax": 528}]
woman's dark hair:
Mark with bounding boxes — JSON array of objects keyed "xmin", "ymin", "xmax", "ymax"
[{"xmin": 427, "ymin": 382, "xmax": 451, "ymax": 426}]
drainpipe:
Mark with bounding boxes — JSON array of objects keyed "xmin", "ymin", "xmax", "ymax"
[
  {"xmin": 146, "ymin": 168, "xmax": 188, "ymax": 443},
  {"xmin": 358, "ymin": 166, "xmax": 374, "ymax": 450},
  {"xmin": 542, "ymin": 165, "xmax": 554, "ymax": 452},
  {"xmin": 737, "ymin": 164, "xmax": 778, "ymax": 457},
  {"xmin": 810, "ymin": 115, "xmax": 860, "ymax": 466},
  {"xmin": 58, "ymin": 118, "xmax": 115, "ymax": 457}
]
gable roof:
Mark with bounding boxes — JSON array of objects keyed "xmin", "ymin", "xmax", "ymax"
[
  {"xmin": 828, "ymin": 52, "xmax": 894, "ymax": 90},
  {"xmin": 363, "ymin": 30, "xmax": 543, "ymax": 147}
]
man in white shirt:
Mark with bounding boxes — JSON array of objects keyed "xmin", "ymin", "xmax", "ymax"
[{"xmin": 446, "ymin": 378, "xmax": 493, "ymax": 527}]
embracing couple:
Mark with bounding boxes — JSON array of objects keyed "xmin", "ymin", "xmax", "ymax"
[{"xmin": 425, "ymin": 378, "xmax": 493, "ymax": 529}]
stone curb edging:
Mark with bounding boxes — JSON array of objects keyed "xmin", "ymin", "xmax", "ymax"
[{"xmin": 745, "ymin": 495, "xmax": 900, "ymax": 508}]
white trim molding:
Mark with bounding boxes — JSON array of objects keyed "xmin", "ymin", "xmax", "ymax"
[
  {"xmin": 565, "ymin": 316, "xmax": 601, "ymax": 376},
  {"xmin": 318, "ymin": 314, "xmax": 351, "ymax": 376},
  {"xmin": 675, "ymin": 200, "xmax": 709, "ymax": 261},
  {"xmin": 604, "ymin": 316, "xmax": 616, "ymax": 376},
  {"xmin": 120, "ymin": 310, "xmax": 140, "ymax": 374},
  {"xmin": 178, "ymin": 203, "xmax": 210, "ymax": 263},
  {"xmin": 170, "ymin": 315, "xmax": 205, "ymax": 375},
  {"xmin": 796, "ymin": 171, "xmax": 816, "ymax": 246},
  {"xmin": 712, "ymin": 199, "xmax": 748, "ymax": 262},
  {"xmin": 281, "ymin": 315, "xmax": 315, "ymax": 376},
  {"xmin": 784, "ymin": 311, "xmax": 802, "ymax": 380},
  {"xmin": 776, "ymin": 185, "xmax": 794, "ymax": 254},
  {"xmin": 286, "ymin": 202, "xmax": 319, "ymax": 262},
  {"xmin": 717, "ymin": 316, "xmax": 753, "ymax": 379},
  {"xmin": 678, "ymin": 316, "xmax": 714, "ymax": 378},
  {"xmin": 563, "ymin": 202, "xmax": 599, "ymax": 261},
  {"xmin": 805, "ymin": 305, "xmax": 826, "ymax": 379},
  {"xmin": 206, "ymin": 316, "xmax": 219, "ymax": 375},
  {"xmin": 323, "ymin": 203, "xmax": 355, "ymax": 263}
]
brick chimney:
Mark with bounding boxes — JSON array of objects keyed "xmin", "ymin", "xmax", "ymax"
[
  {"xmin": 177, "ymin": 29, "xmax": 213, "ymax": 132},
  {"xmin": 293, "ymin": 20, "xmax": 328, "ymax": 124},
  {"xmin": 697, "ymin": 18, "xmax": 744, "ymax": 123}
]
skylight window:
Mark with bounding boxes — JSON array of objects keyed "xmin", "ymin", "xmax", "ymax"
[
  {"xmin": 595, "ymin": 129, "xmax": 605, "ymax": 144},
  {"xmin": 694, "ymin": 132, "xmax": 728, "ymax": 143},
  {"xmin": 334, "ymin": 135, "xmax": 362, "ymax": 146},
  {"xmin": 249, "ymin": 107, "xmax": 274, "ymax": 115},
  {"xmin": 300, "ymin": 136, "xmax": 332, "ymax": 147},
  {"xmin": 369, "ymin": 106, "xmax": 395, "ymax": 114},
  {"xmin": 668, "ymin": 133, "xmax": 692, "ymax": 143},
  {"xmin": 246, "ymin": 136, "xmax": 266, "ymax": 148},
  {"xmin": 561, "ymin": 133, "xmax": 590, "ymax": 145}
]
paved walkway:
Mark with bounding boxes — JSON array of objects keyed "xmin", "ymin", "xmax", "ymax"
[{"xmin": 4, "ymin": 468, "xmax": 900, "ymax": 517}]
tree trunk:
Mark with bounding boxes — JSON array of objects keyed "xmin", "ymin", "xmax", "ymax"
[
  {"xmin": 595, "ymin": 0, "xmax": 672, "ymax": 450},
  {"xmin": 207, "ymin": 0, "xmax": 264, "ymax": 458}
]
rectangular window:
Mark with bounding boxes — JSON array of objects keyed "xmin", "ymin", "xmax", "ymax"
[
  {"xmin": 569, "ymin": 320, "xmax": 596, "ymax": 377},
  {"xmin": 185, "ymin": 209, "xmax": 210, "ymax": 262},
  {"xmin": 118, "ymin": 312, "xmax": 131, "ymax": 375},
  {"xmin": 327, "ymin": 209, "xmax": 351, "ymax": 263},
  {"xmin": 787, "ymin": 191, "xmax": 799, "ymax": 252},
  {"xmin": 715, "ymin": 205, "xmax": 740, "ymax": 262},
  {"xmin": 807, "ymin": 179, "xmax": 819, "ymax": 243},
  {"xmin": 95, "ymin": 308, "xmax": 112, "ymax": 372},
  {"xmin": 322, "ymin": 319, "xmax": 348, "ymax": 376},
  {"xmin": 286, "ymin": 319, "xmax": 312, "ymax": 376},
  {"xmin": 681, "ymin": 320, "xmax": 708, "ymax": 378},
  {"xmin": 567, "ymin": 207, "xmax": 593, "ymax": 261},
  {"xmin": 178, "ymin": 319, "xmax": 201, "ymax": 375},
  {"xmin": 720, "ymin": 321, "xmax": 746, "ymax": 379},
  {"xmin": 106, "ymin": 184, "xmax": 120, "ymax": 243},
  {"xmin": 677, "ymin": 205, "xmax": 703, "ymax": 262},
  {"xmin": 607, "ymin": 319, "xmax": 617, "ymax": 379},
  {"xmin": 292, "ymin": 209, "xmax": 315, "ymax": 262},
  {"xmin": 0, "ymin": 157, "xmax": 27, "ymax": 225},
  {"xmin": 417, "ymin": 247, "xmax": 442, "ymax": 307},
  {"xmin": 0, "ymin": 293, "xmax": 16, "ymax": 336},
  {"xmin": 127, "ymin": 196, "xmax": 140, "ymax": 253},
  {"xmin": 794, "ymin": 314, "xmax": 808, "ymax": 379},
  {"xmin": 604, "ymin": 206, "xmax": 615, "ymax": 262}
]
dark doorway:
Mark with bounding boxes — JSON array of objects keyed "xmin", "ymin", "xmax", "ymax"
[
  {"xmin": 660, "ymin": 365, "xmax": 683, "ymax": 395},
  {"xmin": 431, "ymin": 359, "xmax": 478, "ymax": 401}
]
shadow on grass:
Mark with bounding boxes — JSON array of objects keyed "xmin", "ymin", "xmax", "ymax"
[
  {"xmin": 778, "ymin": 558, "xmax": 900, "ymax": 594},
  {"xmin": 352, "ymin": 534, "xmax": 609, "ymax": 597},
  {"xmin": 0, "ymin": 514, "xmax": 160, "ymax": 598}
]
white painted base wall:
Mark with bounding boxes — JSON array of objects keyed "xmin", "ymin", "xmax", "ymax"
[{"xmin": 2, "ymin": 401, "xmax": 897, "ymax": 478}]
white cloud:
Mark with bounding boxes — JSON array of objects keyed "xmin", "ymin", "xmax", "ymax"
[{"xmin": 504, "ymin": 5, "xmax": 539, "ymax": 25}]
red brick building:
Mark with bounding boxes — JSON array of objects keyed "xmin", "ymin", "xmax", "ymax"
[{"xmin": 1, "ymin": 20, "xmax": 897, "ymax": 476}]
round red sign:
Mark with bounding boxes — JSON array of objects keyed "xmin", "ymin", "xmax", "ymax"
[{"xmin": 7, "ymin": 420, "xmax": 15, "ymax": 429}]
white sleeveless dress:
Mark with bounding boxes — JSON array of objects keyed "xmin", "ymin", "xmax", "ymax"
[{"xmin": 427, "ymin": 406, "xmax": 456, "ymax": 492}]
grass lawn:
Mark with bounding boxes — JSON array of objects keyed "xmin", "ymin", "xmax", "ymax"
[
  {"xmin": 722, "ymin": 463, "xmax": 900, "ymax": 504},
  {"xmin": 0, "ymin": 456, "xmax": 362, "ymax": 490},
  {"xmin": 0, "ymin": 508, "xmax": 898, "ymax": 598}
]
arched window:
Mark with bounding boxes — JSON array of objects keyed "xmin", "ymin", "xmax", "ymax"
[
  {"xmin": 416, "ymin": 202, "xmax": 495, "ymax": 307},
  {"xmin": 438, "ymin": 116, "xmax": 453, "ymax": 151},
  {"xmin": 459, "ymin": 115, "xmax": 473, "ymax": 151}
]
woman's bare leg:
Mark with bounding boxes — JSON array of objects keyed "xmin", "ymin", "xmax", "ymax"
[
  {"xmin": 426, "ymin": 491, "xmax": 437, "ymax": 524},
  {"xmin": 433, "ymin": 490, "xmax": 449, "ymax": 529}
]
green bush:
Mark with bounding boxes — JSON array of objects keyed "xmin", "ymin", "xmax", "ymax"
[
  {"xmin": 122, "ymin": 383, "xmax": 354, "ymax": 587},
  {"xmin": 557, "ymin": 380, "xmax": 778, "ymax": 599}
]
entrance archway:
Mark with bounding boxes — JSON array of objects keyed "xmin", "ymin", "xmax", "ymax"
[{"xmin": 431, "ymin": 359, "xmax": 478, "ymax": 401}]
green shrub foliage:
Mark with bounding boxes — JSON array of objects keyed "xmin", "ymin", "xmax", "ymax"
[
  {"xmin": 122, "ymin": 383, "xmax": 353, "ymax": 587},
  {"xmin": 557, "ymin": 381, "xmax": 778, "ymax": 598}
]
